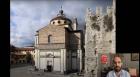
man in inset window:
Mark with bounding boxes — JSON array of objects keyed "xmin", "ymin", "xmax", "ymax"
[{"xmin": 106, "ymin": 54, "xmax": 130, "ymax": 77}]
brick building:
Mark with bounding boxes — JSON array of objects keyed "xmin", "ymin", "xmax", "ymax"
[{"xmin": 34, "ymin": 9, "xmax": 84, "ymax": 74}]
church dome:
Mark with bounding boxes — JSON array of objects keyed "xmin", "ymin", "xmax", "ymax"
[
  {"xmin": 50, "ymin": 9, "xmax": 72, "ymax": 25},
  {"xmin": 50, "ymin": 16, "xmax": 72, "ymax": 23}
]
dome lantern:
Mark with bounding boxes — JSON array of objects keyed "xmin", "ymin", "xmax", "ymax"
[{"xmin": 57, "ymin": 6, "xmax": 65, "ymax": 17}]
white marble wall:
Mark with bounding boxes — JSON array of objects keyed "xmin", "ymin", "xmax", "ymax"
[
  {"xmin": 35, "ymin": 49, "xmax": 66, "ymax": 73},
  {"xmin": 35, "ymin": 48, "xmax": 82, "ymax": 73}
]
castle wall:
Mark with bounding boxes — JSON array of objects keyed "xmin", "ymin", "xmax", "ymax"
[{"xmin": 84, "ymin": 0, "xmax": 116, "ymax": 76}]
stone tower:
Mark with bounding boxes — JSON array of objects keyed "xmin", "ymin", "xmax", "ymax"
[{"xmin": 84, "ymin": 0, "xmax": 116, "ymax": 77}]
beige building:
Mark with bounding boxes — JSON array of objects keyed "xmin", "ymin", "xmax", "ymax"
[
  {"xmin": 10, "ymin": 46, "xmax": 35, "ymax": 64},
  {"xmin": 34, "ymin": 9, "xmax": 84, "ymax": 74}
]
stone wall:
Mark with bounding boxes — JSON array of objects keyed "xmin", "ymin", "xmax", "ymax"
[{"xmin": 84, "ymin": 0, "xmax": 116, "ymax": 76}]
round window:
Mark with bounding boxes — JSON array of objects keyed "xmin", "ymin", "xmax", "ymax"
[
  {"xmin": 58, "ymin": 21, "xmax": 61, "ymax": 23},
  {"xmin": 53, "ymin": 22, "xmax": 55, "ymax": 24}
]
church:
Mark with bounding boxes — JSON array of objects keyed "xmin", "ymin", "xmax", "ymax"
[{"xmin": 34, "ymin": 8, "xmax": 84, "ymax": 74}]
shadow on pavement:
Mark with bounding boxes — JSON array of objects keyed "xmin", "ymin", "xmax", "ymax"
[{"xmin": 10, "ymin": 64, "xmax": 33, "ymax": 68}]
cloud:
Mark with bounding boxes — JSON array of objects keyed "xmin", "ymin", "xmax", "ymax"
[{"xmin": 10, "ymin": 1, "xmax": 52, "ymax": 47}]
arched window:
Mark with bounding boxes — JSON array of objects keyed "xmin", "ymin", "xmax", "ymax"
[{"xmin": 48, "ymin": 35, "xmax": 52, "ymax": 43}]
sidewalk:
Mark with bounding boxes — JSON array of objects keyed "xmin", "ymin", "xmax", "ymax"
[{"xmin": 10, "ymin": 65, "xmax": 84, "ymax": 77}]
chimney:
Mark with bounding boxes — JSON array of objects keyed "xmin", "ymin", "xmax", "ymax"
[{"xmin": 72, "ymin": 17, "xmax": 78, "ymax": 30}]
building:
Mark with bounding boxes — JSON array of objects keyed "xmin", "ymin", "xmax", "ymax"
[
  {"xmin": 34, "ymin": 9, "xmax": 84, "ymax": 74},
  {"xmin": 10, "ymin": 45, "xmax": 16, "ymax": 64},
  {"xmin": 10, "ymin": 46, "xmax": 35, "ymax": 64},
  {"xmin": 84, "ymin": 0, "xmax": 116, "ymax": 77}
]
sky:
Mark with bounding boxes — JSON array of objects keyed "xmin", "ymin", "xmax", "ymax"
[{"xmin": 10, "ymin": 0, "xmax": 113, "ymax": 47}]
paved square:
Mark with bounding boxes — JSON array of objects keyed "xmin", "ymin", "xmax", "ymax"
[{"xmin": 10, "ymin": 65, "xmax": 83, "ymax": 77}]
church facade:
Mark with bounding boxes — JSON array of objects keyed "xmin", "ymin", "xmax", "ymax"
[{"xmin": 34, "ymin": 9, "xmax": 84, "ymax": 74}]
